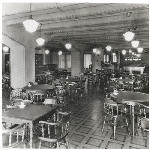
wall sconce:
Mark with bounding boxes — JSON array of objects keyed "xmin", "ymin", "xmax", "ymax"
[
  {"xmin": 3, "ymin": 46, "xmax": 9, "ymax": 52},
  {"xmin": 58, "ymin": 51, "xmax": 62, "ymax": 55}
]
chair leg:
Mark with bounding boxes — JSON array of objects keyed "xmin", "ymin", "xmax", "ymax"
[
  {"xmin": 57, "ymin": 142, "xmax": 60, "ymax": 149},
  {"xmin": 113, "ymin": 117, "xmax": 117, "ymax": 139},
  {"xmin": 9, "ymin": 132, "xmax": 12, "ymax": 147},
  {"xmin": 102, "ymin": 115, "xmax": 107, "ymax": 132},
  {"xmin": 39, "ymin": 140, "xmax": 41, "ymax": 149},
  {"xmin": 65, "ymin": 137, "xmax": 69, "ymax": 149}
]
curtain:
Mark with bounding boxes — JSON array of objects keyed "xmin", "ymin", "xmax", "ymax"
[
  {"xmin": 84, "ymin": 54, "xmax": 92, "ymax": 68},
  {"xmin": 66, "ymin": 54, "xmax": 71, "ymax": 68},
  {"xmin": 59, "ymin": 55, "xmax": 65, "ymax": 68}
]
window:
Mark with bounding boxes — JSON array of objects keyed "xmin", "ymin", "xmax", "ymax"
[
  {"xmin": 84, "ymin": 54, "xmax": 92, "ymax": 68},
  {"xmin": 104, "ymin": 55, "xmax": 109, "ymax": 62},
  {"xmin": 112, "ymin": 53, "xmax": 117, "ymax": 62},
  {"xmin": 59, "ymin": 54, "xmax": 71, "ymax": 68},
  {"xmin": 59, "ymin": 55, "xmax": 65, "ymax": 68},
  {"xmin": 66, "ymin": 54, "xmax": 71, "ymax": 68}
]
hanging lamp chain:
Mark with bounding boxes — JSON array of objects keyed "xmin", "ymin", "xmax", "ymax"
[{"xmin": 30, "ymin": 3, "xmax": 32, "ymax": 15}]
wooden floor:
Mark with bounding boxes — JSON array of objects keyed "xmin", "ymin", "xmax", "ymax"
[{"xmin": 2, "ymin": 83, "xmax": 149, "ymax": 149}]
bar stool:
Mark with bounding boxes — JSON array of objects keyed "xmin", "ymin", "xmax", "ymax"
[{"xmin": 102, "ymin": 98, "xmax": 130, "ymax": 139}]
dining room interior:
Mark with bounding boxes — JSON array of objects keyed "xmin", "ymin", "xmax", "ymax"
[{"xmin": 1, "ymin": 2, "xmax": 149, "ymax": 149}]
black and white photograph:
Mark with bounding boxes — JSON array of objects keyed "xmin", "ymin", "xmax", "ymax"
[{"xmin": 1, "ymin": 0, "xmax": 149, "ymax": 149}]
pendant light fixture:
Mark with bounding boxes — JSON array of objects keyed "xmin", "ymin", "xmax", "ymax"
[
  {"xmin": 65, "ymin": 43, "xmax": 72, "ymax": 50},
  {"xmin": 106, "ymin": 46, "xmax": 112, "ymax": 51},
  {"xmin": 23, "ymin": 3, "xmax": 39, "ymax": 33},
  {"xmin": 36, "ymin": 24, "xmax": 45, "ymax": 46},
  {"xmin": 131, "ymin": 40, "xmax": 139, "ymax": 48},
  {"xmin": 137, "ymin": 47, "xmax": 143, "ymax": 53},
  {"xmin": 123, "ymin": 29, "xmax": 135, "ymax": 41}
]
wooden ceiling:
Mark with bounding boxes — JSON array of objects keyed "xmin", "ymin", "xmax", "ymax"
[{"xmin": 2, "ymin": 3, "xmax": 149, "ymax": 52}]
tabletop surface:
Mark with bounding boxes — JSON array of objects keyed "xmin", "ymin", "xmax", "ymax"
[
  {"xmin": 59, "ymin": 78, "xmax": 79, "ymax": 82},
  {"xmin": 111, "ymin": 91, "xmax": 149, "ymax": 102},
  {"xmin": 117, "ymin": 79, "xmax": 133, "ymax": 82},
  {"xmin": 3, "ymin": 104, "xmax": 56, "ymax": 121},
  {"xmin": 23, "ymin": 84, "xmax": 55, "ymax": 90}
]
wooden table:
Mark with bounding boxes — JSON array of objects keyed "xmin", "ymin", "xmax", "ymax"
[
  {"xmin": 59, "ymin": 78, "xmax": 79, "ymax": 83},
  {"xmin": 117, "ymin": 79, "xmax": 133, "ymax": 83},
  {"xmin": 2, "ymin": 104, "xmax": 56, "ymax": 149},
  {"xmin": 23, "ymin": 84, "xmax": 55, "ymax": 91},
  {"xmin": 110, "ymin": 91, "xmax": 149, "ymax": 136}
]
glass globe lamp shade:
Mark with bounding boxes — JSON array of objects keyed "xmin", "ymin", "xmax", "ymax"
[
  {"xmin": 122, "ymin": 50, "xmax": 126, "ymax": 55},
  {"xmin": 106, "ymin": 46, "xmax": 111, "ymax": 51},
  {"xmin": 131, "ymin": 40, "xmax": 139, "ymax": 48},
  {"xmin": 129, "ymin": 49, "xmax": 132, "ymax": 53},
  {"xmin": 23, "ymin": 15, "xmax": 39, "ymax": 33},
  {"xmin": 137, "ymin": 47, "xmax": 143, "ymax": 53},
  {"xmin": 65, "ymin": 43, "xmax": 72, "ymax": 49},
  {"xmin": 3, "ymin": 46, "xmax": 9, "ymax": 52},
  {"xmin": 45, "ymin": 50, "xmax": 49, "ymax": 54},
  {"xmin": 36, "ymin": 38, "xmax": 45, "ymax": 46},
  {"xmin": 58, "ymin": 51, "xmax": 62, "ymax": 55},
  {"xmin": 93, "ymin": 48, "xmax": 97, "ymax": 53},
  {"xmin": 123, "ymin": 31, "xmax": 135, "ymax": 41}
]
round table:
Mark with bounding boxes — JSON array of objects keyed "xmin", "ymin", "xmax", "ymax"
[{"xmin": 110, "ymin": 91, "xmax": 149, "ymax": 136}]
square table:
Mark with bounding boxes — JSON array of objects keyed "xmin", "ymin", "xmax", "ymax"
[{"xmin": 2, "ymin": 104, "xmax": 56, "ymax": 149}]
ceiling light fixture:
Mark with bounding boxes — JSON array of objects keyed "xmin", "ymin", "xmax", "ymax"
[
  {"xmin": 36, "ymin": 24, "xmax": 45, "ymax": 46},
  {"xmin": 106, "ymin": 46, "xmax": 112, "ymax": 51},
  {"xmin": 137, "ymin": 47, "xmax": 143, "ymax": 53},
  {"xmin": 65, "ymin": 43, "xmax": 72, "ymax": 50},
  {"xmin": 23, "ymin": 3, "xmax": 39, "ymax": 33},
  {"xmin": 131, "ymin": 40, "xmax": 139, "ymax": 48}
]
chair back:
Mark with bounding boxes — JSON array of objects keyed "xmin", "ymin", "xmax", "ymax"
[
  {"xmin": 43, "ymin": 98, "xmax": 57, "ymax": 106},
  {"xmin": 38, "ymin": 111, "xmax": 71, "ymax": 148}
]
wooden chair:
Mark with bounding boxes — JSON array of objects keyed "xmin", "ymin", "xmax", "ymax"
[
  {"xmin": 38, "ymin": 111, "xmax": 71, "ymax": 149},
  {"xmin": 102, "ymin": 98, "xmax": 130, "ymax": 139},
  {"xmin": 2, "ymin": 122, "xmax": 26, "ymax": 148},
  {"xmin": 10, "ymin": 89, "xmax": 28, "ymax": 101},
  {"xmin": 33, "ymin": 93, "xmax": 45, "ymax": 104},
  {"xmin": 137, "ymin": 103, "xmax": 149, "ymax": 148}
]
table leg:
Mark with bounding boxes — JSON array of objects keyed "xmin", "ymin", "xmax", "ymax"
[
  {"xmin": 131, "ymin": 105, "xmax": 135, "ymax": 136},
  {"xmin": 30, "ymin": 122, "xmax": 33, "ymax": 149}
]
